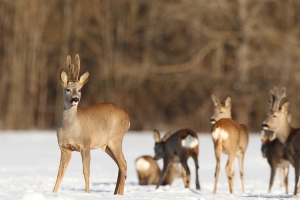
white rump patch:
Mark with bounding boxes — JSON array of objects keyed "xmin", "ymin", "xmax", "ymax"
[
  {"xmin": 212, "ymin": 127, "xmax": 228, "ymax": 140},
  {"xmin": 181, "ymin": 135, "xmax": 198, "ymax": 148},
  {"xmin": 136, "ymin": 158, "xmax": 150, "ymax": 171}
]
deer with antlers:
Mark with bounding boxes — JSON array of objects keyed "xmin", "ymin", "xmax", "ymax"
[
  {"xmin": 153, "ymin": 129, "xmax": 200, "ymax": 190},
  {"xmin": 261, "ymin": 90, "xmax": 292, "ymax": 194},
  {"xmin": 53, "ymin": 54, "xmax": 130, "ymax": 195},
  {"xmin": 135, "ymin": 155, "xmax": 185, "ymax": 185},
  {"xmin": 262, "ymin": 87, "xmax": 300, "ymax": 195},
  {"xmin": 210, "ymin": 95, "xmax": 249, "ymax": 194}
]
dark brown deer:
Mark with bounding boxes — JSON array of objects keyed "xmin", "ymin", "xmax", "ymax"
[
  {"xmin": 135, "ymin": 155, "xmax": 185, "ymax": 185},
  {"xmin": 210, "ymin": 95, "xmax": 249, "ymax": 194},
  {"xmin": 261, "ymin": 129, "xmax": 291, "ymax": 194},
  {"xmin": 153, "ymin": 129, "xmax": 200, "ymax": 190},
  {"xmin": 262, "ymin": 87, "xmax": 300, "ymax": 195}
]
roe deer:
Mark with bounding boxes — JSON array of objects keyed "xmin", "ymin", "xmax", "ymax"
[
  {"xmin": 210, "ymin": 95, "xmax": 249, "ymax": 194},
  {"xmin": 135, "ymin": 155, "xmax": 185, "ymax": 185},
  {"xmin": 53, "ymin": 54, "xmax": 130, "ymax": 195},
  {"xmin": 153, "ymin": 129, "xmax": 200, "ymax": 190},
  {"xmin": 261, "ymin": 129, "xmax": 291, "ymax": 194},
  {"xmin": 262, "ymin": 87, "xmax": 300, "ymax": 195}
]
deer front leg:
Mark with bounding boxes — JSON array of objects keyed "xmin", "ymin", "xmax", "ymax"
[
  {"xmin": 268, "ymin": 165, "xmax": 276, "ymax": 193},
  {"xmin": 294, "ymin": 160, "xmax": 300, "ymax": 195},
  {"xmin": 53, "ymin": 148, "xmax": 72, "ymax": 192},
  {"xmin": 284, "ymin": 166, "xmax": 289, "ymax": 194},
  {"xmin": 156, "ymin": 159, "xmax": 170, "ymax": 189},
  {"xmin": 81, "ymin": 149, "xmax": 91, "ymax": 193}
]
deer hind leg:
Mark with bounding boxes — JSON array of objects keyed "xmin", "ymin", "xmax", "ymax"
[
  {"xmin": 105, "ymin": 143, "xmax": 127, "ymax": 195},
  {"xmin": 225, "ymin": 153, "xmax": 235, "ymax": 194},
  {"xmin": 180, "ymin": 165, "xmax": 188, "ymax": 187},
  {"xmin": 238, "ymin": 153, "xmax": 246, "ymax": 193},
  {"xmin": 156, "ymin": 159, "xmax": 170, "ymax": 189},
  {"xmin": 191, "ymin": 150, "xmax": 200, "ymax": 190},
  {"xmin": 81, "ymin": 149, "xmax": 91, "ymax": 193},
  {"xmin": 213, "ymin": 141, "xmax": 222, "ymax": 194},
  {"xmin": 180, "ymin": 159, "xmax": 191, "ymax": 188},
  {"xmin": 53, "ymin": 148, "xmax": 72, "ymax": 192}
]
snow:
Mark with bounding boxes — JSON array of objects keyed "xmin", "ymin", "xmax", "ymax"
[{"xmin": 0, "ymin": 131, "xmax": 299, "ymax": 200}]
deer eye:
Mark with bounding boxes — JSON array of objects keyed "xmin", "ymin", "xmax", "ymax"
[
  {"xmin": 66, "ymin": 88, "xmax": 71, "ymax": 92},
  {"xmin": 273, "ymin": 115, "xmax": 276, "ymax": 118},
  {"xmin": 78, "ymin": 89, "xmax": 81, "ymax": 92}
]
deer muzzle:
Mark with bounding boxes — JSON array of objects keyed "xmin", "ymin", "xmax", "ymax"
[
  {"xmin": 71, "ymin": 97, "xmax": 79, "ymax": 105},
  {"xmin": 261, "ymin": 123, "xmax": 269, "ymax": 130},
  {"xmin": 210, "ymin": 118, "xmax": 216, "ymax": 124}
]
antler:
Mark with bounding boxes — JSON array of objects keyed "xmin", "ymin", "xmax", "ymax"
[
  {"xmin": 66, "ymin": 54, "xmax": 80, "ymax": 82},
  {"xmin": 271, "ymin": 87, "xmax": 286, "ymax": 111}
]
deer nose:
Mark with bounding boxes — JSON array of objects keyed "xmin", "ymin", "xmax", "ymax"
[
  {"xmin": 210, "ymin": 118, "xmax": 216, "ymax": 124},
  {"xmin": 71, "ymin": 97, "xmax": 79, "ymax": 103},
  {"xmin": 261, "ymin": 123, "xmax": 268, "ymax": 130}
]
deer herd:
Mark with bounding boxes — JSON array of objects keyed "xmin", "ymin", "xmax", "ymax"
[{"xmin": 52, "ymin": 54, "xmax": 300, "ymax": 195}]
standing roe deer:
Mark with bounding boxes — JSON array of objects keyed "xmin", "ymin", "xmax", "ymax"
[
  {"xmin": 135, "ymin": 155, "xmax": 185, "ymax": 185},
  {"xmin": 53, "ymin": 54, "xmax": 130, "ymax": 195},
  {"xmin": 262, "ymin": 87, "xmax": 300, "ymax": 195},
  {"xmin": 261, "ymin": 129, "xmax": 291, "ymax": 194},
  {"xmin": 210, "ymin": 95, "xmax": 249, "ymax": 194},
  {"xmin": 153, "ymin": 129, "xmax": 200, "ymax": 190}
]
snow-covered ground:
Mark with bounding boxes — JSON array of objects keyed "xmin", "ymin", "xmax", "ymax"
[{"xmin": 0, "ymin": 131, "xmax": 298, "ymax": 200}]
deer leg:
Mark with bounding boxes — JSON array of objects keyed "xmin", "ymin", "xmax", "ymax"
[
  {"xmin": 294, "ymin": 160, "xmax": 300, "ymax": 195},
  {"xmin": 156, "ymin": 159, "xmax": 171, "ymax": 189},
  {"xmin": 225, "ymin": 154, "xmax": 235, "ymax": 194},
  {"xmin": 180, "ymin": 165, "xmax": 188, "ymax": 187},
  {"xmin": 191, "ymin": 150, "xmax": 200, "ymax": 190},
  {"xmin": 237, "ymin": 154, "xmax": 245, "ymax": 193},
  {"xmin": 284, "ymin": 166, "xmax": 289, "ymax": 194},
  {"xmin": 280, "ymin": 167, "xmax": 284, "ymax": 187},
  {"xmin": 213, "ymin": 142, "xmax": 222, "ymax": 194},
  {"xmin": 238, "ymin": 154, "xmax": 245, "ymax": 193},
  {"xmin": 268, "ymin": 165, "xmax": 276, "ymax": 193},
  {"xmin": 53, "ymin": 148, "xmax": 72, "ymax": 192},
  {"xmin": 81, "ymin": 149, "xmax": 91, "ymax": 193},
  {"xmin": 105, "ymin": 144, "xmax": 127, "ymax": 195},
  {"xmin": 180, "ymin": 159, "xmax": 191, "ymax": 188}
]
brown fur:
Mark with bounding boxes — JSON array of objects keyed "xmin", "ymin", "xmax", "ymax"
[
  {"xmin": 210, "ymin": 95, "xmax": 249, "ymax": 194},
  {"xmin": 262, "ymin": 87, "xmax": 300, "ymax": 195},
  {"xmin": 53, "ymin": 54, "xmax": 130, "ymax": 195},
  {"xmin": 153, "ymin": 129, "xmax": 200, "ymax": 190},
  {"xmin": 135, "ymin": 155, "xmax": 183, "ymax": 185}
]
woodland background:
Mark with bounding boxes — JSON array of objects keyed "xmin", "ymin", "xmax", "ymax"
[{"xmin": 1, "ymin": 0, "xmax": 300, "ymax": 132}]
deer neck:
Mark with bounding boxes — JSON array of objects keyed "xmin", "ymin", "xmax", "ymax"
[
  {"xmin": 61, "ymin": 105, "xmax": 78, "ymax": 126},
  {"xmin": 275, "ymin": 120, "xmax": 292, "ymax": 144}
]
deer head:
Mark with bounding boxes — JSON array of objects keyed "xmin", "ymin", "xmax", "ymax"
[
  {"xmin": 262, "ymin": 87, "xmax": 289, "ymax": 132},
  {"xmin": 210, "ymin": 95, "xmax": 232, "ymax": 124},
  {"xmin": 153, "ymin": 129, "xmax": 172, "ymax": 160},
  {"xmin": 60, "ymin": 54, "xmax": 89, "ymax": 109}
]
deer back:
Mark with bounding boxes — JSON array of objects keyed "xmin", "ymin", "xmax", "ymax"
[{"xmin": 212, "ymin": 118, "xmax": 248, "ymax": 154}]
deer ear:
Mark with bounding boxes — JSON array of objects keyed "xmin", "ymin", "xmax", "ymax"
[
  {"xmin": 162, "ymin": 131, "xmax": 172, "ymax": 142},
  {"xmin": 224, "ymin": 96, "xmax": 232, "ymax": 107},
  {"xmin": 79, "ymin": 71, "xmax": 89, "ymax": 86},
  {"xmin": 60, "ymin": 69, "xmax": 68, "ymax": 87},
  {"xmin": 211, "ymin": 94, "xmax": 220, "ymax": 107},
  {"xmin": 153, "ymin": 129, "xmax": 161, "ymax": 142},
  {"xmin": 281, "ymin": 102, "xmax": 290, "ymax": 113}
]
